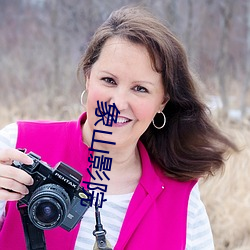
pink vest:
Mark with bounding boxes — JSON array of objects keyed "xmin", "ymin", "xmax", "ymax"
[{"xmin": 0, "ymin": 113, "xmax": 196, "ymax": 249}]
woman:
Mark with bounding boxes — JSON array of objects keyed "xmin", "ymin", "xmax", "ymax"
[{"xmin": 0, "ymin": 6, "xmax": 236, "ymax": 250}]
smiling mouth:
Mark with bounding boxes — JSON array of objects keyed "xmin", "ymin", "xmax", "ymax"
[{"xmin": 104, "ymin": 115, "xmax": 132, "ymax": 124}]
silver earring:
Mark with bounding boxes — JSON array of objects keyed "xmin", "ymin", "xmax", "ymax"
[
  {"xmin": 80, "ymin": 90, "xmax": 87, "ymax": 106},
  {"xmin": 152, "ymin": 111, "xmax": 166, "ymax": 129}
]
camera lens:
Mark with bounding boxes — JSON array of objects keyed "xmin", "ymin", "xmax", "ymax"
[
  {"xmin": 28, "ymin": 184, "xmax": 70, "ymax": 230},
  {"xmin": 35, "ymin": 200, "xmax": 60, "ymax": 224}
]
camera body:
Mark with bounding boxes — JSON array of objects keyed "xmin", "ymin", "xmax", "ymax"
[{"xmin": 13, "ymin": 152, "xmax": 90, "ymax": 231}]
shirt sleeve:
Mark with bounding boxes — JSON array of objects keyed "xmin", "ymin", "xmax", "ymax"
[
  {"xmin": 186, "ymin": 183, "xmax": 215, "ymax": 250},
  {"xmin": 0, "ymin": 123, "xmax": 18, "ymax": 230}
]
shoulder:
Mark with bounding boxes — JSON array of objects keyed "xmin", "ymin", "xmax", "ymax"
[
  {"xmin": 0, "ymin": 123, "xmax": 18, "ymax": 149},
  {"xmin": 138, "ymin": 140, "xmax": 197, "ymax": 197},
  {"xmin": 17, "ymin": 119, "xmax": 76, "ymax": 128},
  {"xmin": 16, "ymin": 113, "xmax": 86, "ymax": 134},
  {"xmin": 17, "ymin": 119, "xmax": 79, "ymax": 138},
  {"xmin": 0, "ymin": 123, "xmax": 17, "ymax": 135}
]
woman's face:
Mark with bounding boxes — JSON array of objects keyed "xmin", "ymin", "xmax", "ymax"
[{"xmin": 84, "ymin": 37, "xmax": 167, "ymax": 148}]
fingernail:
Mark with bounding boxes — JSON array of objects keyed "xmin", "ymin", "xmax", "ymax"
[
  {"xmin": 27, "ymin": 158, "xmax": 33, "ymax": 164},
  {"xmin": 23, "ymin": 188, "xmax": 29, "ymax": 195},
  {"xmin": 28, "ymin": 178, "xmax": 34, "ymax": 185}
]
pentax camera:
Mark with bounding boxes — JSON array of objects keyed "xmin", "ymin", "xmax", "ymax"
[{"xmin": 12, "ymin": 152, "xmax": 90, "ymax": 231}]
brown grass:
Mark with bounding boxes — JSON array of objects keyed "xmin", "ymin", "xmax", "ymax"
[
  {"xmin": 0, "ymin": 87, "xmax": 83, "ymax": 128},
  {"xmin": 200, "ymin": 127, "xmax": 250, "ymax": 250}
]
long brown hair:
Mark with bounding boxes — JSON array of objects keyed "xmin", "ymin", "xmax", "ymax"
[{"xmin": 78, "ymin": 6, "xmax": 237, "ymax": 181}]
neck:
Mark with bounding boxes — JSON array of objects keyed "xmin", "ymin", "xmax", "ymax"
[
  {"xmin": 82, "ymin": 121, "xmax": 140, "ymax": 170},
  {"xmin": 82, "ymin": 122, "xmax": 142, "ymax": 194}
]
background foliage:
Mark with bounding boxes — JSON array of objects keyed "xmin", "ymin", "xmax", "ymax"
[{"xmin": 1, "ymin": 0, "xmax": 250, "ymax": 122}]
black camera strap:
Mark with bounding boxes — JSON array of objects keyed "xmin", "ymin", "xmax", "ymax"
[
  {"xmin": 17, "ymin": 201, "xmax": 47, "ymax": 250},
  {"xmin": 93, "ymin": 206, "xmax": 112, "ymax": 250}
]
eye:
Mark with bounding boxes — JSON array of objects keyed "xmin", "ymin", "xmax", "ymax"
[
  {"xmin": 133, "ymin": 85, "xmax": 148, "ymax": 93},
  {"xmin": 101, "ymin": 77, "xmax": 116, "ymax": 85}
]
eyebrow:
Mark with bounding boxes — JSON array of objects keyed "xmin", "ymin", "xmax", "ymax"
[
  {"xmin": 100, "ymin": 70, "xmax": 155, "ymax": 85},
  {"xmin": 100, "ymin": 71, "xmax": 117, "ymax": 79}
]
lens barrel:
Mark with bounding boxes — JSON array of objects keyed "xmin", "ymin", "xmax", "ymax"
[{"xmin": 28, "ymin": 184, "xmax": 70, "ymax": 230}]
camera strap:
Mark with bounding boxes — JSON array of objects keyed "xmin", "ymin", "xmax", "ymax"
[
  {"xmin": 17, "ymin": 201, "xmax": 47, "ymax": 250},
  {"xmin": 93, "ymin": 206, "xmax": 112, "ymax": 250}
]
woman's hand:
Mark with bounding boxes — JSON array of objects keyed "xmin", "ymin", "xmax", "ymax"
[{"xmin": 0, "ymin": 148, "xmax": 34, "ymax": 201}]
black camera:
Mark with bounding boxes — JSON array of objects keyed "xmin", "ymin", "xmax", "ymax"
[{"xmin": 13, "ymin": 152, "xmax": 90, "ymax": 231}]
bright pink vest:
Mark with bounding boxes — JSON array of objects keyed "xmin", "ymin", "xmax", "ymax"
[{"xmin": 0, "ymin": 113, "xmax": 196, "ymax": 250}]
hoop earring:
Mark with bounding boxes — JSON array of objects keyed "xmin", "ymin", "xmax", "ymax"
[
  {"xmin": 152, "ymin": 111, "xmax": 166, "ymax": 129},
  {"xmin": 80, "ymin": 90, "xmax": 87, "ymax": 106}
]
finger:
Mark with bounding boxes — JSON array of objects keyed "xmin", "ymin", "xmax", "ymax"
[
  {"xmin": 0, "ymin": 148, "xmax": 33, "ymax": 165},
  {"xmin": 0, "ymin": 177, "xmax": 29, "ymax": 195},
  {"xmin": 0, "ymin": 164, "xmax": 33, "ymax": 186},
  {"xmin": 0, "ymin": 188, "xmax": 25, "ymax": 201}
]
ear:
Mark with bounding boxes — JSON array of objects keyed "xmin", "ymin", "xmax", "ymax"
[{"xmin": 159, "ymin": 94, "xmax": 170, "ymax": 112}]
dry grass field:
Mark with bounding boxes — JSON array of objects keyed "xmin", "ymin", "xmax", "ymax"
[
  {"xmin": 200, "ymin": 126, "xmax": 250, "ymax": 250},
  {"xmin": 0, "ymin": 95, "xmax": 250, "ymax": 250}
]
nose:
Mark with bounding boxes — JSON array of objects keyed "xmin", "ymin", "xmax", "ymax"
[{"xmin": 109, "ymin": 88, "xmax": 129, "ymax": 111}]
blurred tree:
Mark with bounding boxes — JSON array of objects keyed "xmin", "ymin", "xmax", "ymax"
[
  {"xmin": 51, "ymin": 0, "xmax": 60, "ymax": 87},
  {"xmin": 241, "ymin": 1, "xmax": 250, "ymax": 120},
  {"xmin": 0, "ymin": 0, "xmax": 248, "ymax": 124},
  {"xmin": 185, "ymin": 0, "xmax": 193, "ymax": 59},
  {"xmin": 217, "ymin": 0, "xmax": 234, "ymax": 118}
]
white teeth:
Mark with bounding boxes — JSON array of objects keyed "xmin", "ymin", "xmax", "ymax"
[
  {"xmin": 105, "ymin": 115, "xmax": 129, "ymax": 123},
  {"xmin": 117, "ymin": 117, "xmax": 129, "ymax": 123}
]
